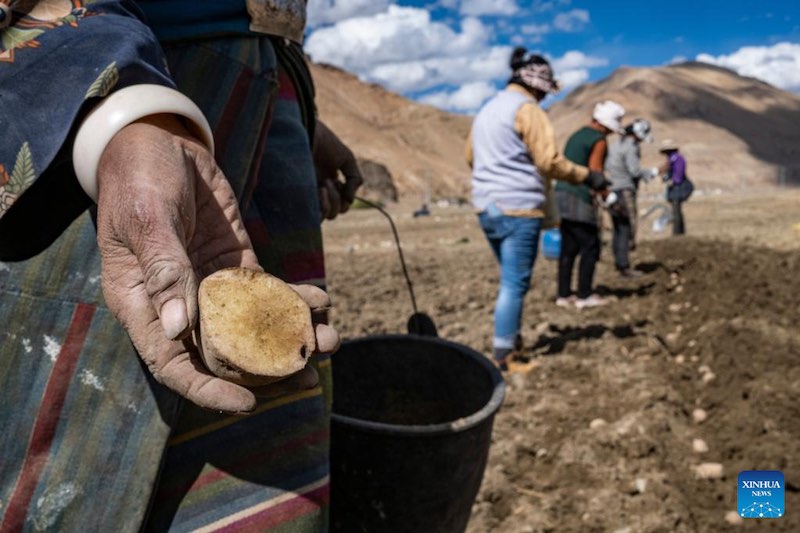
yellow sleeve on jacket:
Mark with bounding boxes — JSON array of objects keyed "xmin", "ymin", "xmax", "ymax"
[{"xmin": 515, "ymin": 102, "xmax": 589, "ymax": 184}]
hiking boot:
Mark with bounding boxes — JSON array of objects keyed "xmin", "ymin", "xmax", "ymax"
[
  {"xmin": 493, "ymin": 347, "xmax": 512, "ymax": 372},
  {"xmin": 575, "ymin": 294, "xmax": 609, "ymax": 309},
  {"xmin": 514, "ymin": 334, "xmax": 524, "ymax": 352},
  {"xmin": 555, "ymin": 296, "xmax": 577, "ymax": 308},
  {"xmin": 618, "ymin": 268, "xmax": 644, "ymax": 278}
]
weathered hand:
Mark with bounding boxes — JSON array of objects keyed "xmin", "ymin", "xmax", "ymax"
[
  {"xmin": 96, "ymin": 114, "xmax": 338, "ymax": 414},
  {"xmin": 313, "ymin": 120, "xmax": 363, "ymax": 220}
]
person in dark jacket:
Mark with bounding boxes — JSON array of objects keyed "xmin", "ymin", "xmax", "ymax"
[{"xmin": 555, "ymin": 100, "xmax": 624, "ymax": 309}]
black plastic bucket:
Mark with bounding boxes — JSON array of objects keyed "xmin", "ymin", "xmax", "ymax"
[{"xmin": 330, "ymin": 335, "xmax": 505, "ymax": 532}]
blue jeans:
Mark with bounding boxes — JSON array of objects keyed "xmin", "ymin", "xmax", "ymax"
[{"xmin": 478, "ymin": 210, "xmax": 542, "ymax": 350}]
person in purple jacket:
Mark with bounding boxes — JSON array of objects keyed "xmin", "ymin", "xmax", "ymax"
[{"xmin": 659, "ymin": 139, "xmax": 691, "ymax": 235}]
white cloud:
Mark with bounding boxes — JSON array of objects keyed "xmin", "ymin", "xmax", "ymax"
[
  {"xmin": 522, "ymin": 23, "xmax": 550, "ymax": 35},
  {"xmin": 306, "ymin": 6, "xmax": 511, "ymax": 93},
  {"xmin": 306, "ymin": 7, "xmax": 490, "ymax": 71},
  {"xmin": 307, "ymin": 0, "xmax": 393, "ymax": 28},
  {"xmin": 528, "ymin": 0, "xmax": 572, "ymax": 13},
  {"xmin": 556, "ymin": 69, "xmax": 590, "ymax": 91},
  {"xmin": 427, "ymin": 0, "xmax": 459, "ymax": 8},
  {"xmin": 551, "ymin": 50, "xmax": 608, "ymax": 71},
  {"xmin": 420, "ymin": 81, "xmax": 498, "ymax": 112},
  {"xmin": 460, "ymin": 0, "xmax": 518, "ymax": 16},
  {"xmin": 305, "ymin": 4, "xmax": 608, "ymax": 110},
  {"xmin": 368, "ymin": 46, "xmax": 512, "ymax": 93},
  {"xmin": 696, "ymin": 42, "xmax": 800, "ymax": 92},
  {"xmin": 553, "ymin": 8, "xmax": 590, "ymax": 32},
  {"xmin": 550, "ymin": 51, "xmax": 608, "ymax": 92}
]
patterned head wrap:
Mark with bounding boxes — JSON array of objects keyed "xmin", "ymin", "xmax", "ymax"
[
  {"xmin": 515, "ymin": 62, "xmax": 560, "ymax": 94},
  {"xmin": 510, "ymin": 48, "xmax": 560, "ymax": 95}
]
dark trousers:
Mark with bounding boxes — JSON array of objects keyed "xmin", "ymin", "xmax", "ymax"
[
  {"xmin": 611, "ymin": 189, "xmax": 636, "ymax": 270},
  {"xmin": 612, "ymin": 214, "xmax": 632, "ymax": 270},
  {"xmin": 672, "ymin": 199, "xmax": 686, "ymax": 235},
  {"xmin": 558, "ymin": 219, "xmax": 601, "ymax": 299}
]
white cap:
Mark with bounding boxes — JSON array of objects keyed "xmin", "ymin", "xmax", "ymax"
[
  {"xmin": 659, "ymin": 139, "xmax": 679, "ymax": 152},
  {"xmin": 629, "ymin": 118, "xmax": 653, "ymax": 143},
  {"xmin": 593, "ymin": 100, "xmax": 626, "ymax": 133}
]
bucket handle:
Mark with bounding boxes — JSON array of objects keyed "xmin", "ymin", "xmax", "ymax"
[{"xmin": 354, "ymin": 197, "xmax": 437, "ymax": 337}]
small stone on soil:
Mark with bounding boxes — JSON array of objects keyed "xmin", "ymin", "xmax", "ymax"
[
  {"xmin": 589, "ymin": 418, "xmax": 607, "ymax": 430},
  {"xmin": 634, "ymin": 478, "xmax": 648, "ymax": 494},
  {"xmin": 702, "ymin": 372, "xmax": 716, "ymax": 384},
  {"xmin": 693, "ymin": 462, "xmax": 723, "ymax": 480},
  {"xmin": 532, "ymin": 322, "xmax": 550, "ymax": 336},
  {"xmin": 692, "ymin": 408, "xmax": 708, "ymax": 424},
  {"xmin": 725, "ymin": 510, "xmax": 744, "ymax": 526},
  {"xmin": 692, "ymin": 438, "xmax": 709, "ymax": 453},
  {"xmin": 509, "ymin": 373, "xmax": 526, "ymax": 390}
]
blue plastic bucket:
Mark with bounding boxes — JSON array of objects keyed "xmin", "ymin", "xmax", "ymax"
[{"xmin": 541, "ymin": 228, "xmax": 561, "ymax": 260}]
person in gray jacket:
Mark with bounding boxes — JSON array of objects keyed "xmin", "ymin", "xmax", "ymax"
[
  {"xmin": 467, "ymin": 47, "xmax": 608, "ymax": 369},
  {"xmin": 605, "ymin": 119, "xmax": 658, "ymax": 277}
]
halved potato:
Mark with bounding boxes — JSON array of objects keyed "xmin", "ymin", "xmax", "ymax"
[{"xmin": 197, "ymin": 268, "xmax": 315, "ymax": 386}]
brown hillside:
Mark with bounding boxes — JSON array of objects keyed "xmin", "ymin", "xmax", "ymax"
[
  {"xmin": 312, "ymin": 63, "xmax": 472, "ymax": 200},
  {"xmin": 549, "ymin": 62, "xmax": 800, "ymax": 190},
  {"xmin": 313, "ymin": 61, "xmax": 800, "ymax": 198}
]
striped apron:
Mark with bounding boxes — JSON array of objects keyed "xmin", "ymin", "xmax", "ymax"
[{"xmin": 0, "ymin": 35, "xmax": 330, "ymax": 532}]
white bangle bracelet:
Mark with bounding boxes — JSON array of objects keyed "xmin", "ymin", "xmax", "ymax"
[{"xmin": 72, "ymin": 84, "xmax": 215, "ymax": 201}]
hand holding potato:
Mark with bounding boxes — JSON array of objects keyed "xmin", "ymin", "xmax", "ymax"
[{"xmin": 96, "ymin": 114, "xmax": 339, "ymax": 414}]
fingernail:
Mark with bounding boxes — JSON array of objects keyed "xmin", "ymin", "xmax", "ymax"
[{"xmin": 161, "ymin": 299, "xmax": 188, "ymax": 340}]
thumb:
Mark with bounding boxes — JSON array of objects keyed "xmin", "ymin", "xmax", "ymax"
[{"xmin": 128, "ymin": 215, "xmax": 199, "ymax": 341}]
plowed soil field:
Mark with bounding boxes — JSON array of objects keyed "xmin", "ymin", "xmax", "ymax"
[{"xmin": 323, "ymin": 190, "xmax": 800, "ymax": 532}]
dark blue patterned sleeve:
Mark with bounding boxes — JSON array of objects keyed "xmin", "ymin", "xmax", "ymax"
[{"xmin": 0, "ymin": 0, "xmax": 175, "ymax": 259}]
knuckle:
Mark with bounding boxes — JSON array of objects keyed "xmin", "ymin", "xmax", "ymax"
[{"xmin": 143, "ymin": 258, "xmax": 189, "ymax": 299}]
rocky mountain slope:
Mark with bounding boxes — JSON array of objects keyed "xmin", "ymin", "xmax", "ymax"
[
  {"xmin": 549, "ymin": 62, "xmax": 800, "ymax": 190},
  {"xmin": 313, "ymin": 61, "xmax": 800, "ymax": 198},
  {"xmin": 312, "ymin": 63, "xmax": 472, "ymax": 200}
]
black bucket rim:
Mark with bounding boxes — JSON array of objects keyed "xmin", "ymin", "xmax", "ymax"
[{"xmin": 330, "ymin": 334, "xmax": 506, "ymax": 437}]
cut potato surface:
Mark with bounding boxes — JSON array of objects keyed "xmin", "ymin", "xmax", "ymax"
[{"xmin": 198, "ymin": 268, "xmax": 315, "ymax": 386}]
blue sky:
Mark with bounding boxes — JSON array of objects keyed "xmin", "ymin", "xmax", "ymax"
[{"xmin": 305, "ymin": 1, "xmax": 800, "ymax": 112}]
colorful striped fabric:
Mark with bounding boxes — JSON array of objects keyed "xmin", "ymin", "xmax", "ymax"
[{"xmin": 0, "ymin": 35, "xmax": 330, "ymax": 532}]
